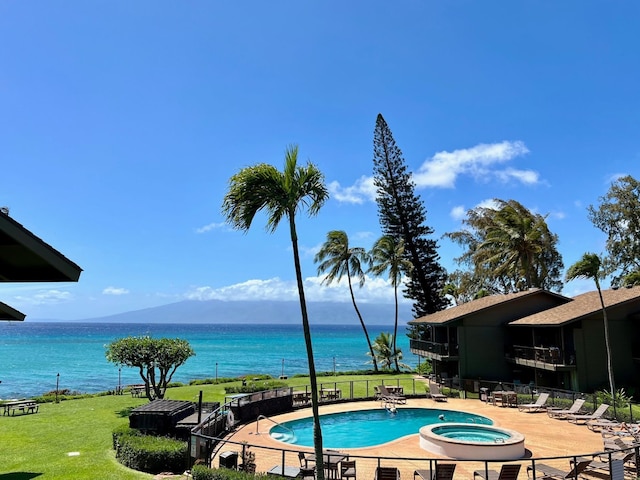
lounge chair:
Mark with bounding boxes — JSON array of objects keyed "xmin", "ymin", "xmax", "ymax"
[
  {"xmin": 586, "ymin": 418, "xmax": 619, "ymax": 432},
  {"xmin": 526, "ymin": 459, "xmax": 592, "ymax": 479},
  {"xmin": 427, "ymin": 382, "xmax": 448, "ymax": 402},
  {"xmin": 546, "ymin": 398, "xmax": 585, "ymax": 419},
  {"xmin": 571, "ymin": 450, "xmax": 636, "ymax": 476},
  {"xmin": 375, "ymin": 467, "xmax": 401, "ymax": 480},
  {"xmin": 474, "ymin": 463, "xmax": 521, "ymax": 480},
  {"xmin": 566, "ymin": 403, "xmax": 609, "ymax": 424},
  {"xmin": 517, "ymin": 392, "xmax": 550, "ymax": 413},
  {"xmin": 378, "ymin": 385, "xmax": 407, "ymax": 405},
  {"xmin": 414, "ymin": 463, "xmax": 456, "ymax": 480}
]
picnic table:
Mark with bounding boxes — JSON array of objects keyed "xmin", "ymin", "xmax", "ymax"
[
  {"xmin": 492, "ymin": 390, "xmax": 517, "ymax": 407},
  {"xmin": 386, "ymin": 385, "xmax": 404, "ymax": 395},
  {"xmin": 2, "ymin": 399, "xmax": 39, "ymax": 416},
  {"xmin": 292, "ymin": 391, "xmax": 311, "ymax": 405},
  {"xmin": 320, "ymin": 388, "xmax": 342, "ymax": 400},
  {"xmin": 129, "ymin": 384, "xmax": 146, "ymax": 397}
]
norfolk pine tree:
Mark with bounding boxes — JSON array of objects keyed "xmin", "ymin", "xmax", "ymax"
[{"xmin": 372, "ymin": 114, "xmax": 448, "ymax": 317}]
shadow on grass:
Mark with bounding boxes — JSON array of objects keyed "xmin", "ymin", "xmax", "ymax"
[
  {"xmin": 0, "ymin": 473, "xmax": 43, "ymax": 479},
  {"xmin": 116, "ymin": 406, "xmax": 135, "ymax": 418}
]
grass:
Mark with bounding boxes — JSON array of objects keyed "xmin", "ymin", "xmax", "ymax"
[{"xmin": 0, "ymin": 372, "xmax": 416, "ymax": 479}]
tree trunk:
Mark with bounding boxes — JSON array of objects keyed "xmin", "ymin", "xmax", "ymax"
[
  {"xmin": 347, "ymin": 272, "xmax": 378, "ymax": 371},
  {"xmin": 289, "ymin": 215, "xmax": 325, "ymax": 480},
  {"xmin": 596, "ymin": 280, "xmax": 616, "ymax": 398},
  {"xmin": 393, "ymin": 284, "xmax": 399, "ymax": 372}
]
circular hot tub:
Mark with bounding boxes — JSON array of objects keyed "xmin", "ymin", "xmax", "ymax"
[{"xmin": 419, "ymin": 423, "xmax": 525, "ymax": 460}]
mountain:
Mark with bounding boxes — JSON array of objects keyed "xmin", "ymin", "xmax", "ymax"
[{"xmin": 38, "ymin": 300, "xmax": 415, "ymax": 324}]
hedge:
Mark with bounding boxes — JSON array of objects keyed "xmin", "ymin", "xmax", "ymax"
[{"xmin": 113, "ymin": 426, "xmax": 187, "ymax": 474}]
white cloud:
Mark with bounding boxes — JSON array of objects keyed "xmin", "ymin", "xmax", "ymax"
[
  {"xmin": 413, "ymin": 141, "xmax": 532, "ymax": 188},
  {"xmin": 103, "ymin": 287, "xmax": 130, "ymax": 296},
  {"xmin": 14, "ymin": 289, "xmax": 73, "ymax": 305},
  {"xmin": 196, "ymin": 222, "xmax": 227, "ymax": 234},
  {"xmin": 184, "ymin": 275, "xmax": 411, "ymax": 304},
  {"xmin": 327, "ymin": 176, "xmax": 377, "ymax": 204},
  {"xmin": 605, "ymin": 173, "xmax": 627, "ymax": 185},
  {"xmin": 330, "ymin": 141, "xmax": 536, "ymax": 204},
  {"xmin": 476, "ymin": 198, "xmax": 501, "ymax": 210},
  {"xmin": 450, "ymin": 205, "xmax": 466, "ymax": 221},
  {"xmin": 494, "ymin": 168, "xmax": 540, "ymax": 185}
]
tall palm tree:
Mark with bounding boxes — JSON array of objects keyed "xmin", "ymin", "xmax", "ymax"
[
  {"xmin": 565, "ymin": 253, "xmax": 616, "ymax": 398},
  {"xmin": 369, "ymin": 235, "xmax": 413, "ymax": 372},
  {"xmin": 222, "ymin": 145, "xmax": 328, "ymax": 479},
  {"xmin": 315, "ymin": 230, "xmax": 378, "ymax": 371}
]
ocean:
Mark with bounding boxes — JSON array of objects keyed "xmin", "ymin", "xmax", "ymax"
[{"xmin": 0, "ymin": 322, "xmax": 416, "ymax": 399}]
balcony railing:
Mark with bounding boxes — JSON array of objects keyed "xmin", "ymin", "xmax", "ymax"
[
  {"xmin": 510, "ymin": 345, "xmax": 574, "ymax": 366},
  {"xmin": 410, "ymin": 339, "xmax": 457, "ymax": 357}
]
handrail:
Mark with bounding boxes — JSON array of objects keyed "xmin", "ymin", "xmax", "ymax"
[{"xmin": 256, "ymin": 414, "xmax": 295, "ymax": 437}]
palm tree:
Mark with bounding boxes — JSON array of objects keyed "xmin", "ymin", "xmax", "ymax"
[
  {"xmin": 477, "ymin": 200, "xmax": 555, "ymax": 290},
  {"xmin": 368, "ymin": 332, "xmax": 410, "ymax": 371},
  {"xmin": 369, "ymin": 235, "xmax": 413, "ymax": 372},
  {"xmin": 565, "ymin": 253, "xmax": 616, "ymax": 399},
  {"xmin": 222, "ymin": 144, "xmax": 328, "ymax": 479},
  {"xmin": 315, "ymin": 230, "xmax": 378, "ymax": 372},
  {"xmin": 369, "ymin": 332, "xmax": 395, "ymax": 370}
]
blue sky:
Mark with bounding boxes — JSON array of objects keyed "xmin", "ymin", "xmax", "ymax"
[{"xmin": 1, "ymin": 2, "xmax": 639, "ymax": 321}]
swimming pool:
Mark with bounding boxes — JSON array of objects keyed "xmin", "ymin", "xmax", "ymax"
[{"xmin": 269, "ymin": 408, "xmax": 492, "ymax": 449}]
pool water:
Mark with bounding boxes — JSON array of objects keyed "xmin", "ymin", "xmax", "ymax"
[
  {"xmin": 431, "ymin": 424, "xmax": 511, "ymax": 442},
  {"xmin": 269, "ymin": 408, "xmax": 492, "ymax": 449}
]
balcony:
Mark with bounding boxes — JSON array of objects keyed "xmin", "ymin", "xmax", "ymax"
[
  {"xmin": 508, "ymin": 345, "xmax": 576, "ymax": 372},
  {"xmin": 410, "ymin": 339, "xmax": 458, "ymax": 361}
]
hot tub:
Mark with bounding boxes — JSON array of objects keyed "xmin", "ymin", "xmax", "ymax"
[{"xmin": 419, "ymin": 423, "xmax": 525, "ymax": 460}]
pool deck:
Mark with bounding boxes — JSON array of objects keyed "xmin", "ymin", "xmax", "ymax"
[{"xmin": 218, "ymin": 397, "xmax": 608, "ymax": 480}]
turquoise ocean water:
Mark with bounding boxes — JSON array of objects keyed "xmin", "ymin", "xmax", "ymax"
[{"xmin": 0, "ymin": 323, "xmax": 416, "ymax": 399}]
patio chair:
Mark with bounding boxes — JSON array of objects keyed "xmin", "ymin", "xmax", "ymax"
[
  {"xmin": 300, "ymin": 468, "xmax": 316, "ymax": 480},
  {"xmin": 341, "ymin": 460, "xmax": 356, "ymax": 480},
  {"xmin": 299, "ymin": 451, "xmax": 315, "ymax": 469},
  {"xmin": 517, "ymin": 392, "xmax": 550, "ymax": 412},
  {"xmin": 427, "ymin": 382, "xmax": 448, "ymax": 402},
  {"xmin": 375, "ymin": 467, "xmax": 400, "ymax": 480},
  {"xmin": 546, "ymin": 398, "xmax": 585, "ymax": 419},
  {"xmin": 526, "ymin": 459, "xmax": 592, "ymax": 479},
  {"xmin": 566, "ymin": 403, "xmax": 609, "ymax": 424},
  {"xmin": 474, "ymin": 463, "xmax": 521, "ymax": 480},
  {"xmin": 379, "ymin": 385, "xmax": 406, "ymax": 405},
  {"xmin": 414, "ymin": 463, "xmax": 456, "ymax": 480}
]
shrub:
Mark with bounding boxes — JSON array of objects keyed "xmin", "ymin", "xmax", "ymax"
[
  {"xmin": 114, "ymin": 429, "xmax": 187, "ymax": 474},
  {"xmin": 225, "ymin": 379, "xmax": 286, "ymax": 394},
  {"xmin": 191, "ymin": 465, "xmax": 267, "ymax": 480}
]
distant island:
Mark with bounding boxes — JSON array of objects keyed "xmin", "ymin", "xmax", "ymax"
[{"xmin": 32, "ymin": 299, "xmax": 415, "ymax": 325}]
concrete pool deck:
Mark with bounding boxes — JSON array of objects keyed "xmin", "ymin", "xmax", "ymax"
[{"xmin": 218, "ymin": 397, "xmax": 607, "ymax": 479}]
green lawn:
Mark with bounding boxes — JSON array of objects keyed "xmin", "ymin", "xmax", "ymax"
[{"xmin": 0, "ymin": 373, "xmax": 416, "ymax": 479}]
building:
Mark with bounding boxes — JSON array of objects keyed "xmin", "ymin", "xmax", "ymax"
[
  {"xmin": 409, "ymin": 287, "xmax": 640, "ymax": 393},
  {"xmin": 0, "ymin": 209, "xmax": 82, "ymax": 320}
]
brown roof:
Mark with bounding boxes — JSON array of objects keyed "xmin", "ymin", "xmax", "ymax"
[
  {"xmin": 0, "ymin": 300, "xmax": 25, "ymax": 321},
  {"xmin": 0, "ymin": 211, "xmax": 82, "ymax": 282},
  {"xmin": 409, "ymin": 288, "xmax": 569, "ymax": 325},
  {"xmin": 510, "ymin": 286, "xmax": 640, "ymax": 326}
]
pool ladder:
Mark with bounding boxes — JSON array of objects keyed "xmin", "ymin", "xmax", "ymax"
[{"xmin": 256, "ymin": 414, "xmax": 295, "ymax": 438}]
